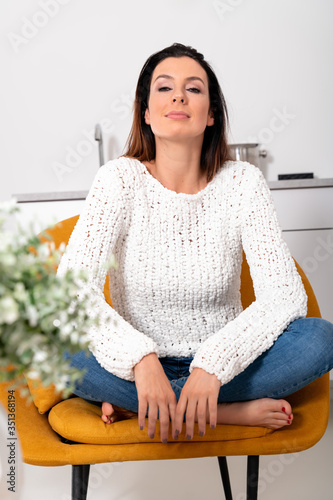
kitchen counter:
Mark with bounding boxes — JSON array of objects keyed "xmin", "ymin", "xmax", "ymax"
[
  {"xmin": 268, "ymin": 177, "xmax": 333, "ymax": 190},
  {"xmin": 12, "ymin": 177, "xmax": 333, "ymax": 203}
]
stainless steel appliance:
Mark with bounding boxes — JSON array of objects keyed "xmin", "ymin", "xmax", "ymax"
[{"xmin": 229, "ymin": 143, "xmax": 267, "ymax": 169}]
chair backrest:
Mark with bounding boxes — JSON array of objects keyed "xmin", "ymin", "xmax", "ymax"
[{"xmin": 38, "ymin": 214, "xmax": 321, "ymax": 318}]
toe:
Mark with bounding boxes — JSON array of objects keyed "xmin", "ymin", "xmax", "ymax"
[
  {"xmin": 279, "ymin": 399, "xmax": 292, "ymax": 416},
  {"xmin": 101, "ymin": 414, "xmax": 110, "ymax": 424},
  {"xmin": 268, "ymin": 416, "xmax": 291, "ymax": 429},
  {"xmin": 101, "ymin": 402, "xmax": 114, "ymax": 424}
]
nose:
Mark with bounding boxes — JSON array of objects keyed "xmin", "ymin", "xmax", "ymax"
[{"xmin": 172, "ymin": 88, "xmax": 185, "ymax": 103}]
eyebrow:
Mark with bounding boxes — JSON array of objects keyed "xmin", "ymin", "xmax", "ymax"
[{"xmin": 153, "ymin": 74, "xmax": 206, "ymax": 85}]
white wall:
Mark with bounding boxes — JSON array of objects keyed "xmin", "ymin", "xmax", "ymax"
[{"xmin": 1, "ymin": 0, "xmax": 332, "ymax": 204}]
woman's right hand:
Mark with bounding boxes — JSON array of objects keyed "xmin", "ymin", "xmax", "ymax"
[{"xmin": 134, "ymin": 353, "xmax": 177, "ymax": 443}]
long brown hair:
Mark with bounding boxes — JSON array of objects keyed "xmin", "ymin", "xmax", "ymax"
[{"xmin": 123, "ymin": 43, "xmax": 231, "ymax": 182}]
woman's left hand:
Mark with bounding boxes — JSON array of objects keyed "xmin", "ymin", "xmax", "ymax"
[{"xmin": 172, "ymin": 368, "xmax": 221, "ymax": 440}]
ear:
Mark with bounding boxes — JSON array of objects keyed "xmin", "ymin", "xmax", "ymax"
[
  {"xmin": 207, "ymin": 110, "xmax": 214, "ymax": 127},
  {"xmin": 144, "ymin": 108, "xmax": 150, "ymax": 125}
]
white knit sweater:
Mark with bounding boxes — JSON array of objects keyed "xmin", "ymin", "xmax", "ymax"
[{"xmin": 56, "ymin": 157, "xmax": 307, "ymax": 385}]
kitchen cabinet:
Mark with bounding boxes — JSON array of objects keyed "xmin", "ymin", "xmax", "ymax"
[
  {"xmin": 11, "ymin": 196, "xmax": 84, "ymax": 236},
  {"xmin": 270, "ymin": 181, "xmax": 333, "ymax": 324}
]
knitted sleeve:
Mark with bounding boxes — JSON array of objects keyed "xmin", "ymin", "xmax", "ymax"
[
  {"xmin": 56, "ymin": 161, "xmax": 159, "ymax": 381},
  {"xmin": 190, "ymin": 165, "xmax": 307, "ymax": 385}
]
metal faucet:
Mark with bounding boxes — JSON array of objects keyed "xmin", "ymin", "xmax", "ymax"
[{"xmin": 95, "ymin": 123, "xmax": 105, "ymax": 167}]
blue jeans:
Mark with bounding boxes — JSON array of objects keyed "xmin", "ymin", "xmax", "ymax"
[{"xmin": 67, "ymin": 317, "xmax": 333, "ymax": 413}]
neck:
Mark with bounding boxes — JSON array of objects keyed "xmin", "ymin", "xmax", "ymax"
[{"xmin": 146, "ymin": 138, "xmax": 207, "ymax": 195}]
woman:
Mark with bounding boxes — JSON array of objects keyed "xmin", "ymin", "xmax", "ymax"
[{"xmin": 57, "ymin": 43, "xmax": 333, "ymax": 444}]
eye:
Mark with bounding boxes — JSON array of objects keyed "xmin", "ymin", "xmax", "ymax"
[
  {"xmin": 187, "ymin": 87, "xmax": 201, "ymax": 93},
  {"xmin": 158, "ymin": 86, "xmax": 172, "ymax": 92}
]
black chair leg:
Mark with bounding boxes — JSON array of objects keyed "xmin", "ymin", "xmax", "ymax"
[
  {"xmin": 72, "ymin": 464, "xmax": 90, "ymax": 500},
  {"xmin": 247, "ymin": 455, "xmax": 259, "ymax": 500},
  {"xmin": 217, "ymin": 456, "xmax": 233, "ymax": 500}
]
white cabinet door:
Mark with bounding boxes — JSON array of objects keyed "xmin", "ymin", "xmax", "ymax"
[
  {"xmin": 282, "ymin": 229, "xmax": 333, "ymax": 323},
  {"xmin": 271, "ymin": 187, "xmax": 333, "ymax": 231},
  {"xmin": 12, "ymin": 200, "xmax": 85, "ymax": 235}
]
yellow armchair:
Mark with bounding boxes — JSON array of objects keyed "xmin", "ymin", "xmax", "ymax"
[{"xmin": 0, "ymin": 214, "xmax": 329, "ymax": 500}]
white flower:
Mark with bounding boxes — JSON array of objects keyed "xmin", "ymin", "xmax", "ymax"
[
  {"xmin": 79, "ymin": 333, "xmax": 89, "ymax": 346},
  {"xmin": 62, "ymin": 323, "xmax": 73, "ymax": 335},
  {"xmin": 0, "ymin": 232, "xmax": 13, "ymax": 252},
  {"xmin": 59, "ymin": 242, "xmax": 66, "ymax": 253},
  {"xmin": 13, "ymin": 283, "xmax": 28, "ymax": 302},
  {"xmin": 0, "ymin": 253, "xmax": 16, "ymax": 266},
  {"xmin": 33, "ymin": 350, "xmax": 48, "ymax": 363},
  {"xmin": 26, "ymin": 304, "xmax": 39, "ymax": 327},
  {"xmin": 70, "ymin": 331, "xmax": 79, "ymax": 344},
  {"xmin": 0, "ymin": 198, "xmax": 18, "ymax": 214},
  {"xmin": 21, "ymin": 253, "xmax": 36, "ymax": 266},
  {"xmin": 54, "ymin": 379, "xmax": 67, "ymax": 393},
  {"xmin": 0, "ymin": 296, "xmax": 19, "ymax": 324},
  {"xmin": 26, "ymin": 369, "xmax": 39, "ymax": 380},
  {"xmin": 38, "ymin": 243, "xmax": 51, "ymax": 260}
]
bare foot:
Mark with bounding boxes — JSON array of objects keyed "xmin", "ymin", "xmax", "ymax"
[
  {"xmin": 216, "ymin": 398, "xmax": 293, "ymax": 430},
  {"xmin": 101, "ymin": 402, "xmax": 138, "ymax": 425}
]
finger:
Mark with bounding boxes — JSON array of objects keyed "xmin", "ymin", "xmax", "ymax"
[
  {"xmin": 138, "ymin": 398, "xmax": 147, "ymax": 431},
  {"xmin": 196, "ymin": 399, "xmax": 208, "ymax": 437},
  {"xmin": 173, "ymin": 397, "xmax": 187, "ymax": 439},
  {"xmin": 159, "ymin": 404, "xmax": 171, "ymax": 443},
  {"xmin": 168, "ymin": 400, "xmax": 177, "ymax": 425},
  {"xmin": 185, "ymin": 398, "xmax": 197, "ymax": 440},
  {"xmin": 147, "ymin": 403, "xmax": 158, "ymax": 439},
  {"xmin": 208, "ymin": 396, "xmax": 218, "ymax": 430}
]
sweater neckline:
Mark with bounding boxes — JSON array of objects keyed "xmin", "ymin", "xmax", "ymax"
[{"xmin": 134, "ymin": 158, "xmax": 221, "ymax": 200}]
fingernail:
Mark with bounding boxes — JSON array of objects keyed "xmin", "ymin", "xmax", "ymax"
[
  {"xmin": 149, "ymin": 434, "xmax": 155, "ymax": 439},
  {"xmin": 162, "ymin": 439, "xmax": 168, "ymax": 444},
  {"xmin": 210, "ymin": 424, "xmax": 216, "ymax": 429},
  {"xmin": 199, "ymin": 431, "xmax": 204, "ymax": 437},
  {"xmin": 186, "ymin": 434, "xmax": 192, "ymax": 441},
  {"xmin": 282, "ymin": 407, "xmax": 286, "ymax": 413}
]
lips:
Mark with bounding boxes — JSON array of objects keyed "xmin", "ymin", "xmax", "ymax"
[{"xmin": 166, "ymin": 111, "xmax": 190, "ymax": 119}]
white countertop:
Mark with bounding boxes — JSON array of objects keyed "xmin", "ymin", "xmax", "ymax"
[{"xmin": 12, "ymin": 178, "xmax": 333, "ymax": 203}]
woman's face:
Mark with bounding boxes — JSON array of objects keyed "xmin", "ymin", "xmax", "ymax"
[{"xmin": 144, "ymin": 56, "xmax": 214, "ymax": 143}]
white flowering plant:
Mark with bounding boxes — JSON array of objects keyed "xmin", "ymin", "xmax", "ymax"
[{"xmin": 0, "ymin": 199, "xmax": 112, "ymax": 399}]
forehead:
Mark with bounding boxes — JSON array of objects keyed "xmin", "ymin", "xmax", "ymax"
[{"xmin": 151, "ymin": 56, "xmax": 208, "ymax": 84}]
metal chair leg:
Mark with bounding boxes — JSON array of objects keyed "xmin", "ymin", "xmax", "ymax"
[
  {"xmin": 72, "ymin": 464, "xmax": 90, "ymax": 500},
  {"xmin": 217, "ymin": 456, "xmax": 233, "ymax": 500},
  {"xmin": 247, "ymin": 455, "xmax": 259, "ymax": 500}
]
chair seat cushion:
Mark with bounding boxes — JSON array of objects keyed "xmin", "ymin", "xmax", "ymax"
[{"xmin": 48, "ymin": 397, "xmax": 274, "ymax": 445}]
